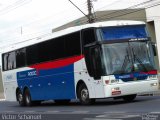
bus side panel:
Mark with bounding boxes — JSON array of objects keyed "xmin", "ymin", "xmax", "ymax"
[
  {"xmin": 38, "ymin": 64, "xmax": 76, "ymax": 100},
  {"xmin": 3, "ymin": 82, "xmax": 17, "ymax": 101},
  {"xmin": 74, "ymin": 58, "xmax": 97, "ymax": 99},
  {"xmin": 17, "ymin": 62, "xmax": 77, "ymax": 101},
  {"xmin": 2, "ymin": 71, "xmax": 18, "ymax": 101}
]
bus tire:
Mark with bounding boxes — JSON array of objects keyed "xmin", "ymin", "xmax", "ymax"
[
  {"xmin": 78, "ymin": 84, "xmax": 95, "ymax": 105},
  {"xmin": 17, "ymin": 90, "xmax": 25, "ymax": 106},
  {"xmin": 122, "ymin": 94, "xmax": 136, "ymax": 102},
  {"xmin": 24, "ymin": 89, "xmax": 33, "ymax": 106}
]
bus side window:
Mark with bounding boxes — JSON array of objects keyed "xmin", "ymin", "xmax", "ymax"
[
  {"xmin": 16, "ymin": 48, "xmax": 26, "ymax": 68},
  {"xmin": 26, "ymin": 45, "xmax": 38, "ymax": 65},
  {"xmin": 90, "ymin": 46, "xmax": 102, "ymax": 79},
  {"xmin": 83, "ymin": 28, "xmax": 97, "ymax": 77},
  {"xmin": 82, "ymin": 28, "xmax": 96, "ymax": 46},
  {"xmin": 7, "ymin": 52, "xmax": 16, "ymax": 70},
  {"xmin": 38, "ymin": 37, "xmax": 65, "ymax": 62},
  {"xmin": 2, "ymin": 51, "xmax": 20, "ymax": 71},
  {"xmin": 84, "ymin": 46, "xmax": 102, "ymax": 79},
  {"xmin": 65, "ymin": 32, "xmax": 81, "ymax": 57},
  {"xmin": 2, "ymin": 54, "xmax": 9, "ymax": 71}
]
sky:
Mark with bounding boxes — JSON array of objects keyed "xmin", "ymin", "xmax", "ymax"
[{"xmin": 0, "ymin": 0, "xmax": 152, "ymax": 53}]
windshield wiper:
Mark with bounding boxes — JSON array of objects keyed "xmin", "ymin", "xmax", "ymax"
[
  {"xmin": 120, "ymin": 48, "xmax": 131, "ymax": 74},
  {"xmin": 131, "ymin": 48, "xmax": 148, "ymax": 72}
]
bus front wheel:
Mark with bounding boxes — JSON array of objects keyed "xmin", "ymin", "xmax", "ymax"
[
  {"xmin": 122, "ymin": 94, "xmax": 137, "ymax": 102},
  {"xmin": 78, "ymin": 84, "xmax": 95, "ymax": 105}
]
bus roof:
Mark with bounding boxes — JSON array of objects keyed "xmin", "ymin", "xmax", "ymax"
[
  {"xmin": 1, "ymin": 20, "xmax": 145, "ymax": 53},
  {"xmin": 53, "ymin": 20, "xmax": 145, "ymax": 38}
]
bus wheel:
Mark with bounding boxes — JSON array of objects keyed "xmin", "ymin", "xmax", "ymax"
[
  {"xmin": 17, "ymin": 90, "xmax": 25, "ymax": 106},
  {"xmin": 78, "ymin": 84, "xmax": 95, "ymax": 105},
  {"xmin": 122, "ymin": 94, "xmax": 137, "ymax": 102},
  {"xmin": 24, "ymin": 89, "xmax": 33, "ymax": 106}
]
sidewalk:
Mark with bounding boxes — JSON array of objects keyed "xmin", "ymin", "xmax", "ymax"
[{"xmin": 0, "ymin": 93, "xmax": 5, "ymax": 99}]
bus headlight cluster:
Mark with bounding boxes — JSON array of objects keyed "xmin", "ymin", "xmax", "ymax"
[
  {"xmin": 105, "ymin": 79, "xmax": 119, "ymax": 85},
  {"xmin": 111, "ymin": 87, "xmax": 120, "ymax": 91},
  {"xmin": 111, "ymin": 79, "xmax": 119, "ymax": 84},
  {"xmin": 150, "ymin": 83, "xmax": 158, "ymax": 86}
]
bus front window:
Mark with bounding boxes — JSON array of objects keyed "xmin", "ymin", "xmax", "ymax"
[{"xmin": 101, "ymin": 42, "xmax": 156, "ymax": 75}]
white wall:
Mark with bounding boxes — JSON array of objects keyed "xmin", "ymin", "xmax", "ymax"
[
  {"xmin": 146, "ymin": 5, "xmax": 160, "ymax": 69},
  {"xmin": 154, "ymin": 20, "xmax": 160, "ymax": 69},
  {"xmin": 146, "ymin": 5, "xmax": 160, "ymax": 22}
]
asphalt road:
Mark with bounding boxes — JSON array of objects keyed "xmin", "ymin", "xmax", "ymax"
[{"xmin": 0, "ymin": 96, "xmax": 160, "ymax": 120}]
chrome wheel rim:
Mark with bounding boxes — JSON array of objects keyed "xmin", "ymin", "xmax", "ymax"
[
  {"xmin": 18, "ymin": 93, "xmax": 23, "ymax": 102},
  {"xmin": 81, "ymin": 89, "xmax": 89, "ymax": 101},
  {"xmin": 26, "ymin": 93, "xmax": 30, "ymax": 104}
]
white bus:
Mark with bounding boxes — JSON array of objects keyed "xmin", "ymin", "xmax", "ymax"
[{"xmin": 1, "ymin": 20, "xmax": 159, "ymax": 106}]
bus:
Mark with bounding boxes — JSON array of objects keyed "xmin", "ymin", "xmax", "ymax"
[{"xmin": 1, "ymin": 20, "xmax": 159, "ymax": 106}]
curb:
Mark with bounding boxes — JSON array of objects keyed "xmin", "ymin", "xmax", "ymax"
[{"xmin": 0, "ymin": 99, "xmax": 5, "ymax": 101}]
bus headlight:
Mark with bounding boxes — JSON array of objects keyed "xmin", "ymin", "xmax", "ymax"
[
  {"xmin": 111, "ymin": 79, "xmax": 119, "ymax": 84},
  {"xmin": 150, "ymin": 83, "xmax": 158, "ymax": 86}
]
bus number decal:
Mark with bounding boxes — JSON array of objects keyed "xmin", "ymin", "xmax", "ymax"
[{"xmin": 28, "ymin": 71, "xmax": 37, "ymax": 77}]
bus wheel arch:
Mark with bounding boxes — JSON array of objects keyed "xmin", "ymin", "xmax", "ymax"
[
  {"xmin": 76, "ymin": 80, "xmax": 85, "ymax": 99},
  {"xmin": 76, "ymin": 80, "xmax": 95, "ymax": 105}
]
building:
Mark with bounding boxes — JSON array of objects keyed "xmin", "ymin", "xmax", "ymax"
[
  {"xmin": 146, "ymin": 4, "xmax": 160, "ymax": 71},
  {"xmin": 52, "ymin": 9, "xmax": 146, "ymax": 32},
  {"xmin": 0, "ymin": 67, "xmax": 4, "ymax": 99}
]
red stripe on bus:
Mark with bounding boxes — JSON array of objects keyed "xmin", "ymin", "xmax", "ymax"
[
  {"xmin": 140, "ymin": 70, "xmax": 157, "ymax": 75},
  {"xmin": 29, "ymin": 55, "xmax": 84, "ymax": 70}
]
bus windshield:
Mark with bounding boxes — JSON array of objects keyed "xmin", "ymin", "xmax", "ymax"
[{"xmin": 101, "ymin": 42, "xmax": 156, "ymax": 75}]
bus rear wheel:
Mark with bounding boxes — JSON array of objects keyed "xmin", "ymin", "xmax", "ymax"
[
  {"xmin": 24, "ymin": 89, "xmax": 33, "ymax": 106},
  {"xmin": 78, "ymin": 84, "xmax": 95, "ymax": 105},
  {"xmin": 122, "ymin": 94, "xmax": 137, "ymax": 102},
  {"xmin": 17, "ymin": 90, "xmax": 25, "ymax": 106}
]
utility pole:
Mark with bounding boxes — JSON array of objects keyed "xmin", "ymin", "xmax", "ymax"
[
  {"xmin": 87, "ymin": 0, "xmax": 95, "ymax": 23},
  {"xmin": 68, "ymin": 0, "xmax": 95, "ymax": 23}
]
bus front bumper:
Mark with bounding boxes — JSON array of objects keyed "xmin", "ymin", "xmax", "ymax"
[{"xmin": 104, "ymin": 80, "xmax": 159, "ymax": 97}]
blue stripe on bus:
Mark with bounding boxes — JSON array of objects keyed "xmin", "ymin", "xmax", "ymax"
[
  {"xmin": 114, "ymin": 70, "xmax": 157, "ymax": 82},
  {"xmin": 17, "ymin": 64, "xmax": 76, "ymax": 101}
]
